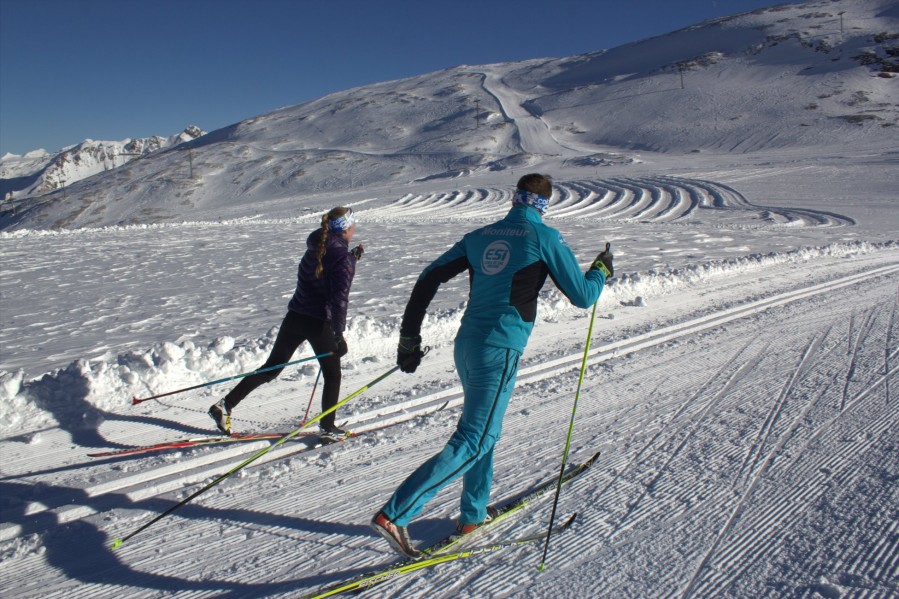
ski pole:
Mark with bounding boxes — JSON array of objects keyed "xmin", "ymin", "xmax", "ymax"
[
  {"xmin": 300, "ymin": 368, "xmax": 322, "ymax": 426},
  {"xmin": 111, "ymin": 354, "xmax": 422, "ymax": 550},
  {"xmin": 131, "ymin": 352, "xmax": 333, "ymax": 405},
  {"xmin": 537, "ymin": 265, "xmax": 604, "ymax": 571}
]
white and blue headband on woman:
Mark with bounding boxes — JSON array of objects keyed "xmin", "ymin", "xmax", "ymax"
[
  {"xmin": 513, "ymin": 189, "xmax": 550, "ymax": 215},
  {"xmin": 329, "ymin": 208, "xmax": 357, "ymax": 233}
]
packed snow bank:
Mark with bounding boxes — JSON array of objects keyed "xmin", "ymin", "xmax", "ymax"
[
  {"xmin": 0, "ymin": 215, "xmax": 319, "ymax": 239},
  {"xmin": 2, "ymin": 240, "xmax": 892, "ymax": 435},
  {"xmin": 608, "ymin": 240, "xmax": 897, "ymax": 305},
  {"xmin": 0, "ymin": 331, "xmax": 278, "ymax": 433}
]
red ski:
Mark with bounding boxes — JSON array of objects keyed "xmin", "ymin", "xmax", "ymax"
[{"xmin": 87, "ymin": 430, "xmax": 353, "ymax": 458}]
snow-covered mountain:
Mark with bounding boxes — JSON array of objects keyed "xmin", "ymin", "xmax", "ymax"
[
  {"xmin": 1, "ymin": 0, "xmax": 896, "ymax": 231},
  {"xmin": 0, "ymin": 125, "xmax": 205, "ymax": 200}
]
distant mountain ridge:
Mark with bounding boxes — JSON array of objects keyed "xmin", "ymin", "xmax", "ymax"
[
  {"xmin": 0, "ymin": 125, "xmax": 205, "ymax": 198},
  {"xmin": 1, "ymin": 0, "xmax": 896, "ymax": 230}
]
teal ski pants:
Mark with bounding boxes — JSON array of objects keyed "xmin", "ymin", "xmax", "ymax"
[{"xmin": 381, "ymin": 342, "xmax": 521, "ymax": 527}]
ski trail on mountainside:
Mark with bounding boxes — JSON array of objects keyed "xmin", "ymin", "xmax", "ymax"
[{"xmin": 478, "ymin": 67, "xmax": 573, "ymax": 156}]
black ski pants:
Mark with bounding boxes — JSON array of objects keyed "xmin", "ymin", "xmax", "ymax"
[{"xmin": 224, "ymin": 310, "xmax": 342, "ymax": 429}]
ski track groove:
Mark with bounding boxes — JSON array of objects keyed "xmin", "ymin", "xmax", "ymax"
[
  {"xmin": 681, "ymin": 317, "xmax": 898, "ymax": 597},
  {"xmin": 780, "ymin": 355, "xmax": 899, "ymax": 483},
  {"xmin": 737, "ymin": 331, "xmax": 826, "ymax": 489},
  {"xmin": 842, "ymin": 307, "xmax": 877, "ymax": 411},
  {"xmin": 703, "ymin": 405, "xmax": 898, "ymax": 597},
  {"xmin": 690, "ymin": 383, "xmax": 839, "ymax": 591},
  {"xmin": 854, "ymin": 346, "xmax": 899, "ymax": 407},
  {"xmin": 887, "ymin": 300, "xmax": 897, "ymax": 405},
  {"xmin": 584, "ymin": 338, "xmax": 757, "ymax": 523},
  {"xmin": 610, "ymin": 347, "xmax": 767, "ymax": 540}
]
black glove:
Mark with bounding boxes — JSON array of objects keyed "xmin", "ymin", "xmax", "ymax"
[
  {"xmin": 397, "ymin": 334, "xmax": 424, "ymax": 373},
  {"xmin": 350, "ymin": 244, "xmax": 364, "ymax": 261},
  {"xmin": 335, "ymin": 333, "xmax": 348, "ymax": 358},
  {"xmin": 591, "ymin": 242, "xmax": 613, "ymax": 278}
]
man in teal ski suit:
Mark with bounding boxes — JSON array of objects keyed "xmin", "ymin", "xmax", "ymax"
[{"xmin": 371, "ymin": 173, "xmax": 613, "ymax": 557}]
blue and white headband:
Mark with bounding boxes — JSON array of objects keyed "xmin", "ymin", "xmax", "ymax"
[
  {"xmin": 329, "ymin": 208, "xmax": 357, "ymax": 233},
  {"xmin": 513, "ymin": 189, "xmax": 550, "ymax": 215}
]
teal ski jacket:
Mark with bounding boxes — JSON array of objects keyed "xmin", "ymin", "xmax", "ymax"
[{"xmin": 400, "ymin": 204, "xmax": 605, "ymax": 352}]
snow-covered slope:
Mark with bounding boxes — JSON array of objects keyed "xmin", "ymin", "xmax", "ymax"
[
  {"xmin": 1, "ymin": 0, "xmax": 896, "ymax": 231},
  {"xmin": 1, "ymin": 218, "xmax": 896, "ymax": 598},
  {"xmin": 509, "ymin": 1, "xmax": 899, "ymax": 152},
  {"xmin": 0, "ymin": 1, "xmax": 897, "ymax": 598}
]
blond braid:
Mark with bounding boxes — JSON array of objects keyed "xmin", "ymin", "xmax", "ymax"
[
  {"xmin": 315, "ymin": 213, "xmax": 330, "ymax": 278},
  {"xmin": 315, "ymin": 207, "xmax": 350, "ymax": 278}
]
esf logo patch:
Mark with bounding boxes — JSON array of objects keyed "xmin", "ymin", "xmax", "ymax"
[{"xmin": 482, "ymin": 241, "xmax": 511, "ymax": 275}]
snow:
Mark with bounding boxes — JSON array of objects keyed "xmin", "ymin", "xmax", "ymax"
[{"xmin": 1, "ymin": 0, "xmax": 898, "ymax": 597}]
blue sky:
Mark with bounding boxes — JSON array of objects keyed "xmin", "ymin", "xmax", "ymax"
[{"xmin": 0, "ymin": 0, "xmax": 799, "ymax": 156}]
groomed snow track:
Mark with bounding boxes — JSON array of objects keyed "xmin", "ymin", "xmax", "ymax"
[{"xmin": 1, "ymin": 249, "xmax": 896, "ymax": 598}]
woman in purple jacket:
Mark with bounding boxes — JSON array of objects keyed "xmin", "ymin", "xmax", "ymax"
[{"xmin": 208, "ymin": 207, "xmax": 363, "ymax": 440}]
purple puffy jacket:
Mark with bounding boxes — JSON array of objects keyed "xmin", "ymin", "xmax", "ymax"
[{"xmin": 288, "ymin": 228, "xmax": 356, "ymax": 335}]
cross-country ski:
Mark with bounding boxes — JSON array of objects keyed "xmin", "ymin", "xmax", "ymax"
[
  {"xmin": 307, "ymin": 514, "xmax": 579, "ymax": 598},
  {"xmin": 87, "ymin": 432, "xmax": 292, "ymax": 458},
  {"xmin": 85, "ymin": 430, "xmax": 360, "ymax": 458},
  {"xmin": 307, "ymin": 452, "xmax": 598, "ymax": 597}
]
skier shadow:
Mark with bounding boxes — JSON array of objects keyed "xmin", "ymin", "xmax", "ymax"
[
  {"xmin": 19, "ymin": 368, "xmax": 212, "ymax": 452},
  {"xmin": 1, "ymin": 479, "xmax": 233, "ymax": 593},
  {"xmin": 218, "ymin": 516, "xmax": 456, "ymax": 597},
  {"xmin": 0, "ymin": 477, "xmax": 387, "ymax": 595}
]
